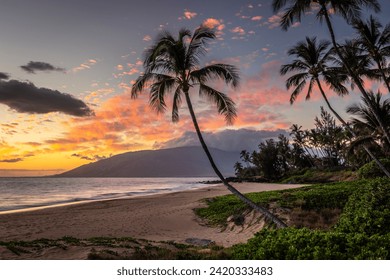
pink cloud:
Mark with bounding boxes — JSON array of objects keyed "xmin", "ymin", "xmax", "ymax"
[
  {"xmin": 231, "ymin": 26, "xmax": 245, "ymax": 35},
  {"xmin": 251, "ymin": 16, "xmax": 262, "ymax": 21},
  {"xmin": 202, "ymin": 18, "xmax": 225, "ymax": 40},
  {"xmin": 72, "ymin": 59, "xmax": 98, "ymax": 72},
  {"xmin": 143, "ymin": 35, "xmax": 152, "ymax": 42},
  {"xmin": 291, "ymin": 22, "xmax": 301, "ymax": 28},
  {"xmin": 267, "ymin": 14, "xmax": 281, "ymax": 29},
  {"xmin": 183, "ymin": 9, "xmax": 197, "ymax": 19},
  {"xmin": 202, "ymin": 18, "xmax": 223, "ymax": 29}
]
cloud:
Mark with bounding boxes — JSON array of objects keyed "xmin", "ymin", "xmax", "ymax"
[
  {"xmin": 155, "ymin": 129, "xmax": 288, "ymax": 152},
  {"xmin": 143, "ymin": 35, "xmax": 152, "ymax": 42},
  {"xmin": 179, "ymin": 9, "xmax": 197, "ymax": 20},
  {"xmin": 72, "ymin": 59, "xmax": 98, "ymax": 72},
  {"xmin": 231, "ymin": 26, "xmax": 245, "ymax": 35},
  {"xmin": 71, "ymin": 153, "xmax": 111, "ymax": 161},
  {"xmin": 267, "ymin": 14, "xmax": 281, "ymax": 29},
  {"xmin": 202, "ymin": 18, "xmax": 225, "ymax": 40},
  {"xmin": 0, "ymin": 158, "xmax": 23, "ymax": 163},
  {"xmin": 202, "ymin": 18, "xmax": 223, "ymax": 29},
  {"xmin": 0, "ymin": 80, "xmax": 94, "ymax": 116},
  {"xmin": 20, "ymin": 61, "xmax": 65, "ymax": 74},
  {"xmin": 0, "ymin": 72, "xmax": 10, "ymax": 80},
  {"xmin": 251, "ymin": 16, "xmax": 262, "ymax": 21}
]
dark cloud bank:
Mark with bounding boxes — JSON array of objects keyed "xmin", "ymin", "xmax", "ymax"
[
  {"xmin": 20, "ymin": 61, "xmax": 65, "ymax": 74},
  {"xmin": 0, "ymin": 72, "xmax": 10, "ymax": 80},
  {"xmin": 0, "ymin": 80, "xmax": 93, "ymax": 116}
]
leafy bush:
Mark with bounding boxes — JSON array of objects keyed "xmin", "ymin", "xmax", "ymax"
[
  {"xmin": 196, "ymin": 181, "xmax": 362, "ymax": 225},
  {"xmin": 335, "ymin": 178, "xmax": 390, "ymax": 235},
  {"xmin": 230, "ymin": 228, "xmax": 390, "ymax": 260},
  {"xmin": 358, "ymin": 159, "xmax": 390, "ymax": 179},
  {"xmin": 229, "ymin": 178, "xmax": 390, "ymax": 260}
]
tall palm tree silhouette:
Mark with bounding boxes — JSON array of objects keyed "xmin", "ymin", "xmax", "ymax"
[
  {"xmin": 131, "ymin": 27, "xmax": 286, "ymax": 228},
  {"xmin": 272, "ymin": 0, "xmax": 390, "ymax": 150},
  {"xmin": 353, "ymin": 16, "xmax": 390, "ymax": 93},
  {"xmin": 282, "ymin": 37, "xmax": 390, "ymax": 177},
  {"xmin": 347, "ymin": 91, "xmax": 390, "ymax": 154}
]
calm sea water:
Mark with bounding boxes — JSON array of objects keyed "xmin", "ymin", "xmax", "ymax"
[{"xmin": 0, "ymin": 177, "xmax": 218, "ymax": 212}]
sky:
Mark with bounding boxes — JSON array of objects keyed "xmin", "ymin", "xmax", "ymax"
[{"xmin": 0, "ymin": 0, "xmax": 389, "ymax": 176}]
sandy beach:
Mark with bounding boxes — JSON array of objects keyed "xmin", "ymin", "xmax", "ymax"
[{"xmin": 0, "ymin": 183, "xmax": 303, "ymax": 248}]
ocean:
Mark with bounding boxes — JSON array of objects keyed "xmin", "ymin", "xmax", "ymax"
[{"xmin": 0, "ymin": 177, "xmax": 218, "ymax": 213}]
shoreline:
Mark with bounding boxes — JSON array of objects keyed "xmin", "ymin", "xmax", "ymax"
[
  {"xmin": 0, "ymin": 182, "xmax": 219, "ymax": 215},
  {"xmin": 0, "ymin": 183, "xmax": 305, "ymax": 247}
]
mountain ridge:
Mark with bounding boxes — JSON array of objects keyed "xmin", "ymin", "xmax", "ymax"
[{"xmin": 57, "ymin": 146, "xmax": 239, "ymax": 177}]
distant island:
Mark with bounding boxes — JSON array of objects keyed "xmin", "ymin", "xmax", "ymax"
[{"xmin": 56, "ymin": 146, "xmax": 239, "ymax": 177}]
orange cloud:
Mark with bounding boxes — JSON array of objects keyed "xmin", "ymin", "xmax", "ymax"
[
  {"xmin": 231, "ymin": 26, "xmax": 245, "ymax": 35},
  {"xmin": 251, "ymin": 16, "xmax": 262, "ymax": 21},
  {"xmin": 183, "ymin": 9, "xmax": 197, "ymax": 19},
  {"xmin": 72, "ymin": 59, "xmax": 98, "ymax": 72},
  {"xmin": 267, "ymin": 14, "xmax": 281, "ymax": 29},
  {"xmin": 143, "ymin": 35, "xmax": 152, "ymax": 42}
]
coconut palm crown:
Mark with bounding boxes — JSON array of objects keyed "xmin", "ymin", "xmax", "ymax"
[
  {"xmin": 353, "ymin": 16, "xmax": 390, "ymax": 92},
  {"xmin": 272, "ymin": 0, "xmax": 380, "ymax": 31},
  {"xmin": 280, "ymin": 36, "xmax": 348, "ymax": 104},
  {"xmin": 131, "ymin": 27, "xmax": 239, "ymax": 124}
]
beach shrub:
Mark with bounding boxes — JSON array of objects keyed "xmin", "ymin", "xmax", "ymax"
[
  {"xmin": 229, "ymin": 178, "xmax": 390, "ymax": 260},
  {"xmin": 230, "ymin": 228, "xmax": 390, "ymax": 260},
  {"xmin": 196, "ymin": 181, "xmax": 362, "ymax": 226},
  {"xmin": 335, "ymin": 178, "xmax": 390, "ymax": 235},
  {"xmin": 358, "ymin": 159, "xmax": 390, "ymax": 179}
]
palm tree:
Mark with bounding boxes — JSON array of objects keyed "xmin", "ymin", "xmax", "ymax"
[
  {"xmin": 290, "ymin": 124, "xmax": 315, "ymax": 167},
  {"xmin": 347, "ymin": 91, "xmax": 390, "ymax": 154},
  {"xmin": 281, "ymin": 36, "xmax": 390, "ymax": 177},
  {"xmin": 131, "ymin": 27, "xmax": 286, "ymax": 228},
  {"xmin": 353, "ymin": 16, "xmax": 390, "ymax": 93},
  {"xmin": 332, "ymin": 39, "xmax": 380, "ymax": 90},
  {"xmin": 272, "ymin": 0, "xmax": 390, "ymax": 149}
]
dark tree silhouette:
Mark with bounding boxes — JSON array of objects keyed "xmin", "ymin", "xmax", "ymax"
[
  {"xmin": 272, "ymin": 0, "xmax": 390, "ymax": 153},
  {"xmin": 281, "ymin": 37, "xmax": 390, "ymax": 177}
]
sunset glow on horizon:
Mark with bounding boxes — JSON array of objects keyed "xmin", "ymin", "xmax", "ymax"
[{"xmin": 1, "ymin": 0, "xmax": 389, "ymax": 176}]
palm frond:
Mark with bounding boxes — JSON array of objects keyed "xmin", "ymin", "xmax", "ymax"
[
  {"xmin": 131, "ymin": 73, "xmax": 153, "ymax": 99},
  {"xmin": 191, "ymin": 64, "xmax": 240, "ymax": 88},
  {"xmin": 305, "ymin": 78, "xmax": 315, "ymax": 100},
  {"xmin": 143, "ymin": 32, "xmax": 176, "ymax": 67},
  {"xmin": 199, "ymin": 84, "xmax": 237, "ymax": 124},
  {"xmin": 285, "ymin": 72, "xmax": 308, "ymax": 89},
  {"xmin": 272, "ymin": 0, "xmax": 288, "ymax": 12},
  {"xmin": 172, "ymin": 86, "xmax": 182, "ymax": 122},
  {"xmin": 149, "ymin": 76, "xmax": 176, "ymax": 114},
  {"xmin": 186, "ymin": 27, "xmax": 216, "ymax": 70},
  {"xmin": 280, "ymin": 60, "xmax": 309, "ymax": 75},
  {"xmin": 347, "ymin": 135, "xmax": 377, "ymax": 155},
  {"xmin": 289, "ymin": 79, "xmax": 307, "ymax": 104},
  {"xmin": 279, "ymin": 1, "xmax": 310, "ymax": 31}
]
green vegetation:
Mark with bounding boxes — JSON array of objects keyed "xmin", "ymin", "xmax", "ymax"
[
  {"xmin": 230, "ymin": 229, "xmax": 389, "ymax": 260},
  {"xmin": 229, "ymin": 178, "xmax": 390, "ymax": 260},
  {"xmin": 196, "ymin": 180, "xmax": 362, "ymax": 226},
  {"xmin": 358, "ymin": 159, "xmax": 390, "ymax": 179}
]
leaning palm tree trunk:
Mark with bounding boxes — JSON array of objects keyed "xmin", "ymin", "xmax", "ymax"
[
  {"xmin": 322, "ymin": 7, "xmax": 390, "ymax": 146},
  {"xmin": 315, "ymin": 79, "xmax": 390, "ymax": 178},
  {"xmin": 184, "ymin": 91, "xmax": 287, "ymax": 228}
]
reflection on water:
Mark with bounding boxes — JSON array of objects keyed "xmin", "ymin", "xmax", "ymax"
[{"xmin": 0, "ymin": 177, "xmax": 218, "ymax": 212}]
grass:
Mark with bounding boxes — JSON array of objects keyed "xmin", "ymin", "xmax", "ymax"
[{"xmin": 195, "ymin": 180, "xmax": 364, "ymax": 227}]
